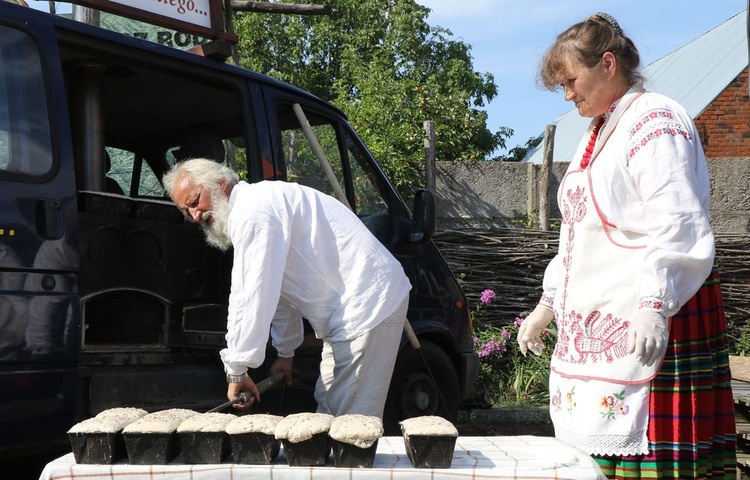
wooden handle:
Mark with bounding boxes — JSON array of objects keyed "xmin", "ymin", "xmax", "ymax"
[{"xmin": 256, "ymin": 370, "xmax": 286, "ymax": 393}]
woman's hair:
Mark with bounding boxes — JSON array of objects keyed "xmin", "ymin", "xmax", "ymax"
[
  {"xmin": 162, "ymin": 158, "xmax": 239, "ymax": 200},
  {"xmin": 537, "ymin": 12, "xmax": 642, "ymax": 91}
]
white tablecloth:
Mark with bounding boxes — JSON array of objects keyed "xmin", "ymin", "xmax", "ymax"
[{"xmin": 40, "ymin": 435, "xmax": 606, "ymax": 480}]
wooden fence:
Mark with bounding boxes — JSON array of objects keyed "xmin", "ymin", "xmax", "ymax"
[{"xmin": 432, "ymin": 228, "xmax": 750, "ymax": 345}]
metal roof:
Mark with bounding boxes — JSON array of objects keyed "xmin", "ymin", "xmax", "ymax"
[{"xmin": 524, "ymin": 10, "xmax": 749, "ymax": 164}]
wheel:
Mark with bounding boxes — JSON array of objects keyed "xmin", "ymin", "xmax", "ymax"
[{"xmin": 383, "ymin": 339, "xmax": 460, "ymax": 435}]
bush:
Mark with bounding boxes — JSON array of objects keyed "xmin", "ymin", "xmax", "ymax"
[{"xmin": 471, "ymin": 289, "xmax": 555, "ymax": 407}]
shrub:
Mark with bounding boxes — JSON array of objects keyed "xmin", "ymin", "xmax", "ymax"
[{"xmin": 471, "ymin": 289, "xmax": 555, "ymax": 407}]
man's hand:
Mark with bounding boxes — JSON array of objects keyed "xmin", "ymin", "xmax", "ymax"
[
  {"xmin": 228, "ymin": 376, "xmax": 260, "ymax": 410},
  {"xmin": 627, "ymin": 310, "xmax": 669, "ymax": 367},
  {"xmin": 517, "ymin": 305, "xmax": 554, "ymax": 356},
  {"xmin": 270, "ymin": 356, "xmax": 293, "ymax": 386}
]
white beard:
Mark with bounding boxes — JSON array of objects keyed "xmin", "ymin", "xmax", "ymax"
[{"xmin": 201, "ymin": 187, "xmax": 233, "ymax": 252}]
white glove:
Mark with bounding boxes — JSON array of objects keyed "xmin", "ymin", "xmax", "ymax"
[
  {"xmin": 627, "ymin": 310, "xmax": 669, "ymax": 367},
  {"xmin": 517, "ymin": 305, "xmax": 554, "ymax": 356}
]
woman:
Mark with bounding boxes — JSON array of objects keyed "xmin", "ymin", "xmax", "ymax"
[{"xmin": 516, "ymin": 12, "xmax": 736, "ymax": 479}]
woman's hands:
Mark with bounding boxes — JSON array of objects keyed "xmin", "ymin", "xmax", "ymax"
[
  {"xmin": 627, "ymin": 310, "xmax": 669, "ymax": 367},
  {"xmin": 517, "ymin": 305, "xmax": 554, "ymax": 356}
]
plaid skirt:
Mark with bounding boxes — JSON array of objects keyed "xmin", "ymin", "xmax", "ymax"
[{"xmin": 593, "ymin": 265, "xmax": 737, "ymax": 478}]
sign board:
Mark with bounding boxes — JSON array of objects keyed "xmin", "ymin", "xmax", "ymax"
[{"xmin": 69, "ymin": 0, "xmax": 237, "ymax": 43}]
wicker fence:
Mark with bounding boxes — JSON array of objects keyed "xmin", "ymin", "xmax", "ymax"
[{"xmin": 432, "ymin": 228, "xmax": 750, "ymax": 345}]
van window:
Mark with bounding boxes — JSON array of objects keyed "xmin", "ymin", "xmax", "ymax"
[
  {"xmin": 106, "ymin": 146, "xmax": 164, "ymax": 197},
  {"xmin": 343, "ymin": 130, "xmax": 392, "ymax": 242},
  {"xmin": 344, "ymin": 132, "xmax": 389, "ymax": 218},
  {"xmin": 282, "ymin": 118, "xmax": 345, "ymax": 197},
  {"xmin": 278, "ymin": 104, "xmax": 392, "ymax": 242},
  {"xmin": 0, "ymin": 25, "xmax": 53, "ymax": 176}
]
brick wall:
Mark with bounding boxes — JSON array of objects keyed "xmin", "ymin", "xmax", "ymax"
[{"xmin": 694, "ymin": 70, "xmax": 750, "ymax": 158}]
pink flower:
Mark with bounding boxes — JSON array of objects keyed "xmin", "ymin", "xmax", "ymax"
[{"xmin": 480, "ymin": 289, "xmax": 497, "ymax": 305}]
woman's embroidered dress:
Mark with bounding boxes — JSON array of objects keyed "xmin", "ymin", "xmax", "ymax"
[{"xmin": 541, "ymin": 89, "xmax": 736, "ymax": 478}]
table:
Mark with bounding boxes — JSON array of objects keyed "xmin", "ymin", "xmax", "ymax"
[{"xmin": 40, "ymin": 435, "xmax": 606, "ymax": 480}]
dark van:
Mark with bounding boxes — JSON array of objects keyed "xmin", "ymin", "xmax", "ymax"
[{"xmin": 0, "ymin": 1, "xmax": 478, "ymax": 457}]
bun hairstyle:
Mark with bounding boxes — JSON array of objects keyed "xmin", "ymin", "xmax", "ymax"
[{"xmin": 538, "ymin": 12, "xmax": 643, "ymax": 91}]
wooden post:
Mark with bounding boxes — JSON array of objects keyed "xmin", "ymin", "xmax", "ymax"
[
  {"xmin": 526, "ymin": 162, "xmax": 535, "ymax": 224},
  {"xmin": 73, "ymin": 4, "xmax": 100, "ymax": 25},
  {"xmin": 224, "ymin": 0, "xmax": 240, "ymax": 66},
  {"xmin": 424, "ymin": 120, "xmax": 435, "ymax": 192},
  {"xmin": 538, "ymin": 124, "xmax": 556, "ymax": 231},
  {"xmin": 230, "ymin": 1, "xmax": 332, "ymax": 15}
]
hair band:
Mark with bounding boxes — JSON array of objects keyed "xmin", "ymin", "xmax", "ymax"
[{"xmin": 593, "ymin": 12, "xmax": 623, "ymax": 36}]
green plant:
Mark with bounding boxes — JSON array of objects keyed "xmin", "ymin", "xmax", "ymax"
[
  {"xmin": 732, "ymin": 323, "xmax": 750, "ymax": 356},
  {"xmin": 471, "ymin": 288, "xmax": 555, "ymax": 407}
]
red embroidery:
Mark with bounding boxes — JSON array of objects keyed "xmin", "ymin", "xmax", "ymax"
[
  {"xmin": 555, "ymin": 186, "xmax": 589, "ymax": 358},
  {"xmin": 627, "ymin": 109, "xmax": 691, "ymax": 160},
  {"xmin": 554, "ymin": 309, "xmax": 629, "ymax": 364},
  {"xmin": 638, "ymin": 299, "xmax": 663, "ymax": 311},
  {"xmin": 540, "ymin": 293, "xmax": 555, "ymax": 308}
]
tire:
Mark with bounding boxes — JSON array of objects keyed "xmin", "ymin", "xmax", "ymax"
[{"xmin": 383, "ymin": 339, "xmax": 460, "ymax": 435}]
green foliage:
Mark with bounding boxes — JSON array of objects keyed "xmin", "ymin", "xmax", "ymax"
[
  {"xmin": 493, "ymin": 134, "xmax": 544, "ymax": 162},
  {"xmin": 732, "ymin": 323, "xmax": 750, "ymax": 356},
  {"xmin": 471, "ymin": 289, "xmax": 554, "ymax": 407},
  {"xmin": 231, "ymin": 0, "xmax": 510, "ymax": 197}
]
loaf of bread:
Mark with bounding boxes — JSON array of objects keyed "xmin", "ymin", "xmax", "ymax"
[
  {"xmin": 275, "ymin": 412, "xmax": 334, "ymax": 466},
  {"xmin": 399, "ymin": 415, "xmax": 458, "ymax": 469},
  {"xmin": 122, "ymin": 409, "xmax": 198, "ymax": 465},
  {"xmin": 177, "ymin": 412, "xmax": 236, "ymax": 464},
  {"xmin": 68, "ymin": 407, "xmax": 148, "ymax": 433},
  {"xmin": 68, "ymin": 407, "xmax": 148, "ymax": 464},
  {"xmin": 123, "ymin": 408, "xmax": 197, "ymax": 434},
  {"xmin": 227, "ymin": 414, "xmax": 284, "ymax": 464},
  {"xmin": 274, "ymin": 412, "xmax": 334, "ymax": 443},
  {"xmin": 226, "ymin": 414, "xmax": 283, "ymax": 435},
  {"xmin": 177, "ymin": 412, "xmax": 235, "ymax": 433},
  {"xmin": 329, "ymin": 414, "xmax": 383, "ymax": 468},
  {"xmin": 399, "ymin": 415, "xmax": 459, "ymax": 437}
]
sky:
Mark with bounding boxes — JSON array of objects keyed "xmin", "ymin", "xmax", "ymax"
[
  {"xmin": 414, "ymin": 0, "xmax": 748, "ymax": 155},
  {"xmin": 30, "ymin": 1, "xmax": 749, "ymax": 156}
]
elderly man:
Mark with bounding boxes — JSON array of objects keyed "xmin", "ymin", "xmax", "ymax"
[{"xmin": 163, "ymin": 158, "xmax": 411, "ymax": 418}]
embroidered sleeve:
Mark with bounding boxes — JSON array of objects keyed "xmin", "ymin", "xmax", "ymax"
[
  {"xmin": 625, "ymin": 106, "xmax": 714, "ymax": 317},
  {"xmin": 539, "ymin": 254, "xmax": 560, "ymax": 309},
  {"xmin": 627, "ymin": 109, "xmax": 691, "ymax": 162},
  {"xmin": 638, "ymin": 297, "xmax": 668, "ymax": 318}
]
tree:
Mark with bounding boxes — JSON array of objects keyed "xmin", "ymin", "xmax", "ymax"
[
  {"xmin": 493, "ymin": 134, "xmax": 543, "ymax": 162},
  {"xmin": 232, "ymin": 0, "xmax": 509, "ymax": 196}
]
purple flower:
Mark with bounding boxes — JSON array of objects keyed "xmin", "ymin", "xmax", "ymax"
[
  {"xmin": 478, "ymin": 338, "xmax": 508, "ymax": 359},
  {"xmin": 480, "ymin": 289, "xmax": 497, "ymax": 305}
]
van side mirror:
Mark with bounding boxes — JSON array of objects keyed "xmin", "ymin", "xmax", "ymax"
[{"xmin": 409, "ymin": 189, "xmax": 435, "ymax": 243}]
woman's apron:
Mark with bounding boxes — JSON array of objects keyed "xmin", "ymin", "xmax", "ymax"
[{"xmin": 548, "ymin": 91, "xmax": 668, "ymax": 456}]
